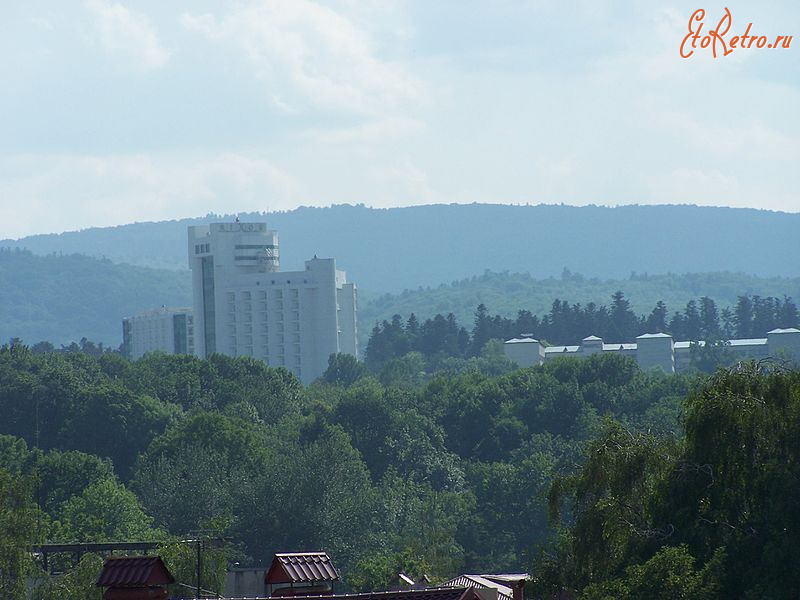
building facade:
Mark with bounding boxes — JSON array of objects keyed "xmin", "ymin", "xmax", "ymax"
[
  {"xmin": 504, "ymin": 327, "xmax": 800, "ymax": 373},
  {"xmin": 122, "ymin": 307, "xmax": 194, "ymax": 359},
  {"xmin": 188, "ymin": 222, "xmax": 357, "ymax": 384}
]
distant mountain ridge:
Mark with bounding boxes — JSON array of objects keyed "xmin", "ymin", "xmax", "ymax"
[{"xmin": 3, "ymin": 204, "xmax": 799, "ymax": 292}]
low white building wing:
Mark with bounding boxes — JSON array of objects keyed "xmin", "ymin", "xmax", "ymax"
[
  {"xmin": 122, "ymin": 307, "xmax": 194, "ymax": 359},
  {"xmin": 504, "ymin": 328, "xmax": 800, "ymax": 373}
]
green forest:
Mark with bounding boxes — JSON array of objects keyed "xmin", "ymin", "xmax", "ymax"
[
  {"xmin": 3, "ymin": 244, "xmax": 800, "ymax": 350},
  {"xmin": 0, "ymin": 248, "xmax": 190, "ymax": 346},
  {"xmin": 360, "ymin": 270, "xmax": 800, "ymax": 335},
  {"xmin": 1, "ymin": 341, "xmax": 799, "ymax": 598}
]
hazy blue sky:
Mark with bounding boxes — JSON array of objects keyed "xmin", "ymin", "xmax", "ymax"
[{"xmin": 1, "ymin": 0, "xmax": 798, "ymax": 238}]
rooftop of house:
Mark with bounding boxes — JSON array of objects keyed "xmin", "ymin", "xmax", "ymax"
[
  {"xmin": 233, "ymin": 586, "xmax": 482, "ymax": 600},
  {"xmin": 444, "ymin": 575, "xmax": 513, "ymax": 600},
  {"xmin": 95, "ymin": 556, "xmax": 175, "ymax": 588},
  {"xmin": 266, "ymin": 552, "xmax": 340, "ymax": 584},
  {"xmin": 505, "ymin": 337, "xmax": 540, "ymax": 344}
]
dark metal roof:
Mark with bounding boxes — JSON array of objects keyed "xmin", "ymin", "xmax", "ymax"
[
  {"xmin": 96, "ymin": 556, "xmax": 175, "ymax": 587},
  {"xmin": 234, "ymin": 585, "xmax": 481, "ymax": 600},
  {"xmin": 266, "ymin": 552, "xmax": 340, "ymax": 584}
]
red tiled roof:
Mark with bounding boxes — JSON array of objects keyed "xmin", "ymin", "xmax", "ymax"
[
  {"xmin": 96, "ymin": 556, "xmax": 175, "ymax": 587},
  {"xmin": 266, "ymin": 552, "xmax": 340, "ymax": 584}
]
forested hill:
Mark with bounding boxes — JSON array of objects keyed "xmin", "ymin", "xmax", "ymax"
[
  {"xmin": 4, "ymin": 203, "xmax": 799, "ymax": 292},
  {"xmin": 360, "ymin": 270, "xmax": 800, "ymax": 337},
  {"xmin": 2, "ymin": 241, "xmax": 799, "ymax": 349},
  {"xmin": 0, "ymin": 249, "xmax": 190, "ymax": 346}
]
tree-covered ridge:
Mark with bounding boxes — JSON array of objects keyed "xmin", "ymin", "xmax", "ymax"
[
  {"xmin": 360, "ymin": 270, "xmax": 800, "ymax": 339},
  {"xmin": 0, "ymin": 248, "xmax": 191, "ymax": 346},
  {"xmin": 5, "ymin": 204, "xmax": 800, "ymax": 290}
]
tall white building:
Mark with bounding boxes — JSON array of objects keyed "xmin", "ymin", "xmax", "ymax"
[
  {"xmin": 122, "ymin": 307, "xmax": 194, "ymax": 359},
  {"xmin": 188, "ymin": 222, "xmax": 358, "ymax": 384}
]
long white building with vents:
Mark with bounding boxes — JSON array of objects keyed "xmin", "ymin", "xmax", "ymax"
[
  {"xmin": 188, "ymin": 222, "xmax": 357, "ymax": 384},
  {"xmin": 504, "ymin": 328, "xmax": 800, "ymax": 373}
]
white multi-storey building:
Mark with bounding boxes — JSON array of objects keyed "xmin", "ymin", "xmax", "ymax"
[
  {"xmin": 122, "ymin": 307, "xmax": 194, "ymax": 359},
  {"xmin": 188, "ymin": 222, "xmax": 358, "ymax": 384},
  {"xmin": 504, "ymin": 328, "xmax": 800, "ymax": 373}
]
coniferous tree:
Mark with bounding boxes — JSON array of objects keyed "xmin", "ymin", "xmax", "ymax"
[
  {"xmin": 405, "ymin": 313, "xmax": 420, "ymax": 343},
  {"xmin": 778, "ymin": 296, "xmax": 799, "ymax": 328},
  {"xmin": 645, "ymin": 301, "xmax": 669, "ymax": 333},
  {"xmin": 471, "ymin": 304, "xmax": 492, "ymax": 356},
  {"xmin": 752, "ymin": 296, "xmax": 782, "ymax": 336},
  {"xmin": 515, "ymin": 309, "xmax": 538, "ymax": 336},
  {"xmin": 683, "ymin": 300, "xmax": 702, "ymax": 340},
  {"xmin": 446, "ymin": 313, "xmax": 464, "ymax": 356},
  {"xmin": 669, "ymin": 311, "xmax": 687, "ymax": 340},
  {"xmin": 699, "ymin": 297, "xmax": 720, "ymax": 339},
  {"xmin": 734, "ymin": 295, "xmax": 754, "ymax": 338},
  {"xmin": 720, "ymin": 307, "xmax": 735, "ymax": 339},
  {"xmin": 609, "ymin": 291, "xmax": 638, "ymax": 342}
]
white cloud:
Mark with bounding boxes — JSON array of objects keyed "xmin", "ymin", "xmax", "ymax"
[
  {"xmin": 304, "ymin": 116, "xmax": 423, "ymax": 144},
  {"xmin": 84, "ymin": 0, "xmax": 170, "ymax": 70},
  {"xmin": 645, "ymin": 167, "xmax": 799, "ymax": 213},
  {"xmin": 648, "ymin": 110, "xmax": 800, "ymax": 162},
  {"xmin": 0, "ymin": 153, "xmax": 300, "ymax": 238},
  {"xmin": 181, "ymin": 0, "xmax": 423, "ymax": 116},
  {"xmin": 368, "ymin": 160, "xmax": 438, "ymax": 206}
]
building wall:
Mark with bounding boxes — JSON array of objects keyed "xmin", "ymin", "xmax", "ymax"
[
  {"xmin": 766, "ymin": 329, "xmax": 800, "ymax": 364},
  {"xmin": 122, "ymin": 307, "xmax": 194, "ymax": 359},
  {"xmin": 188, "ymin": 223, "xmax": 358, "ymax": 384},
  {"xmin": 636, "ymin": 334, "xmax": 675, "ymax": 373},
  {"xmin": 504, "ymin": 338, "xmax": 545, "ymax": 367},
  {"xmin": 337, "ymin": 282, "xmax": 358, "ymax": 357},
  {"xmin": 225, "ymin": 568, "xmax": 267, "ymax": 599}
]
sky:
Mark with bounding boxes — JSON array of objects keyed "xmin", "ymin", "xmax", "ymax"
[{"xmin": 0, "ymin": 0, "xmax": 798, "ymax": 239}]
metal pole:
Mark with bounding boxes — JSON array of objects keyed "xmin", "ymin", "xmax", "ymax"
[{"xmin": 197, "ymin": 539, "xmax": 202, "ymax": 599}]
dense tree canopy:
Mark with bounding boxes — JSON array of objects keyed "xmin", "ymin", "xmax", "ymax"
[
  {"xmin": 542, "ymin": 366, "xmax": 800, "ymax": 599},
  {"xmin": 0, "ymin": 339, "xmax": 797, "ymax": 599}
]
